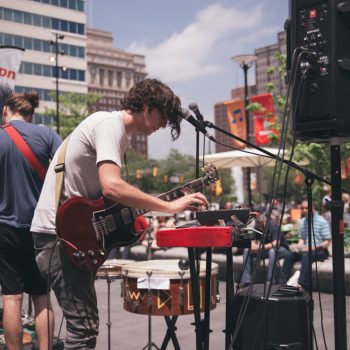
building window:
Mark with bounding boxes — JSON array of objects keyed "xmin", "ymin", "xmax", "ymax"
[
  {"xmin": 99, "ymin": 69, "xmax": 104, "ymax": 85},
  {"xmin": 108, "ymin": 70, "xmax": 113, "ymax": 87},
  {"xmin": 116, "ymin": 71, "xmax": 122, "ymax": 88}
]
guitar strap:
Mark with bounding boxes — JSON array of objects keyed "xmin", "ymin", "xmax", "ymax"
[
  {"xmin": 1, "ymin": 123, "xmax": 46, "ymax": 182},
  {"xmin": 54, "ymin": 136, "xmax": 70, "ymax": 212}
]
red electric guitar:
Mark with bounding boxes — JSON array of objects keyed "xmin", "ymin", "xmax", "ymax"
[{"xmin": 56, "ymin": 164, "xmax": 218, "ymax": 272}]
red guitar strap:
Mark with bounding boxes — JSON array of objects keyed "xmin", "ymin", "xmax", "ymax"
[{"xmin": 1, "ymin": 123, "xmax": 46, "ymax": 182}]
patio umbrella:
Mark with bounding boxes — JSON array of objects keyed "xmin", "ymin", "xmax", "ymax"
[{"xmin": 204, "ymin": 147, "xmax": 283, "ymax": 169}]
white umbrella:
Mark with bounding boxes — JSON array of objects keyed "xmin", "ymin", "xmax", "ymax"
[{"xmin": 204, "ymin": 147, "xmax": 283, "ymax": 169}]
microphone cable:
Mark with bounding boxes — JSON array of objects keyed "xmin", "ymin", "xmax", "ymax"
[{"xmin": 229, "ymin": 46, "xmax": 313, "ymax": 350}]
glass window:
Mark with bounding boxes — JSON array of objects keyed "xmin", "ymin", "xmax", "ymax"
[
  {"xmin": 99, "ymin": 69, "xmax": 104, "ymax": 85},
  {"xmin": 78, "ymin": 70, "xmax": 85, "ymax": 81},
  {"xmin": 43, "ymin": 40, "xmax": 51, "ymax": 52},
  {"xmin": 61, "ymin": 20, "xmax": 68, "ymax": 32},
  {"xmin": 42, "ymin": 16, "xmax": 50, "ymax": 28},
  {"xmin": 77, "ymin": 23, "xmax": 84, "ymax": 35},
  {"xmin": 69, "ymin": 0, "xmax": 76, "ymax": 10},
  {"xmin": 14, "ymin": 10, "xmax": 22, "ymax": 23},
  {"xmin": 60, "ymin": 0, "xmax": 68, "ymax": 8},
  {"xmin": 33, "ymin": 14, "xmax": 41, "ymax": 26},
  {"xmin": 69, "ymin": 21, "xmax": 77, "ymax": 33},
  {"xmin": 52, "ymin": 0, "xmax": 59, "ymax": 6},
  {"xmin": 0, "ymin": 7, "xmax": 3, "ymax": 20},
  {"xmin": 34, "ymin": 63, "xmax": 42, "ymax": 75},
  {"xmin": 43, "ymin": 65, "xmax": 51, "ymax": 77},
  {"xmin": 60, "ymin": 43, "xmax": 68, "ymax": 55},
  {"xmin": 4, "ymin": 34, "xmax": 13, "ymax": 46},
  {"xmin": 23, "ymin": 12, "xmax": 32, "ymax": 25},
  {"xmin": 24, "ymin": 62, "xmax": 33, "ymax": 75},
  {"xmin": 33, "ymin": 39, "xmax": 41, "ymax": 51},
  {"xmin": 24, "ymin": 37, "xmax": 32, "ymax": 50},
  {"xmin": 44, "ymin": 90, "xmax": 54, "ymax": 101},
  {"xmin": 4, "ymin": 8, "xmax": 13, "ymax": 21},
  {"xmin": 43, "ymin": 0, "xmax": 50, "ymax": 4},
  {"xmin": 61, "ymin": 68, "xmax": 68, "ymax": 79},
  {"xmin": 14, "ymin": 35, "xmax": 23, "ymax": 48},
  {"xmin": 69, "ymin": 45, "xmax": 77, "ymax": 57},
  {"xmin": 52, "ymin": 18, "xmax": 59, "ymax": 30},
  {"xmin": 116, "ymin": 71, "xmax": 122, "ymax": 87},
  {"xmin": 108, "ymin": 70, "xmax": 113, "ymax": 86},
  {"xmin": 70, "ymin": 69, "xmax": 77, "ymax": 80},
  {"xmin": 77, "ymin": 0, "xmax": 84, "ymax": 11},
  {"xmin": 78, "ymin": 47, "xmax": 84, "ymax": 58}
]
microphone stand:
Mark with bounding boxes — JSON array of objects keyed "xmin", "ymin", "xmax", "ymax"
[
  {"xmin": 187, "ymin": 127, "xmax": 204, "ymax": 350},
  {"xmin": 201, "ymin": 119, "xmax": 347, "ymax": 349}
]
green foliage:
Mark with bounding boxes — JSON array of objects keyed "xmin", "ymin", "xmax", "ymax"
[
  {"xmin": 121, "ymin": 148, "xmax": 236, "ymax": 202},
  {"xmin": 44, "ymin": 92, "xmax": 101, "ymax": 139}
]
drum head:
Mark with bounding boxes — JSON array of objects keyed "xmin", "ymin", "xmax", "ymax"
[
  {"xmin": 121, "ymin": 259, "xmax": 218, "ymax": 279},
  {"xmin": 96, "ymin": 259, "xmax": 135, "ymax": 279}
]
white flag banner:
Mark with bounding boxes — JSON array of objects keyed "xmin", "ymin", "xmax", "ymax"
[{"xmin": 0, "ymin": 46, "xmax": 24, "ymax": 114}]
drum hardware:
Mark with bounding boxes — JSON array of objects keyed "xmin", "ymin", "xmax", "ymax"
[
  {"xmin": 142, "ymin": 270, "xmax": 160, "ymax": 350},
  {"xmin": 95, "ymin": 259, "xmax": 134, "ymax": 350}
]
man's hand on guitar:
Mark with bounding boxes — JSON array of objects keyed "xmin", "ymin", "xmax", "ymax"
[{"xmin": 167, "ymin": 192, "xmax": 208, "ymax": 213}]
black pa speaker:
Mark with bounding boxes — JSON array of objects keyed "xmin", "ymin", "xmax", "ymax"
[
  {"xmin": 232, "ymin": 284, "xmax": 311, "ymax": 350},
  {"xmin": 287, "ymin": 0, "xmax": 350, "ymax": 140}
]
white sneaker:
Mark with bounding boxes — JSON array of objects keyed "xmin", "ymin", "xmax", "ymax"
[{"xmin": 287, "ymin": 270, "xmax": 300, "ymax": 286}]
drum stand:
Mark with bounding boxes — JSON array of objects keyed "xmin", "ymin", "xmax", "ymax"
[
  {"xmin": 142, "ymin": 217, "xmax": 160, "ymax": 350},
  {"xmin": 106, "ymin": 275, "xmax": 113, "ymax": 350}
]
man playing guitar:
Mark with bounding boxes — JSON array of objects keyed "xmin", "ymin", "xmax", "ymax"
[{"xmin": 31, "ymin": 79, "xmax": 208, "ymax": 349}]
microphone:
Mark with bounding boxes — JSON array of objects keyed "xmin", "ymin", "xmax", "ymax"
[
  {"xmin": 182, "ymin": 109, "xmax": 216, "ymax": 142},
  {"xmin": 188, "ymin": 102, "xmax": 204, "ymax": 121}
]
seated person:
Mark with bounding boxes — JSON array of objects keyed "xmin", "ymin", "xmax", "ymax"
[
  {"xmin": 281, "ymin": 200, "xmax": 331, "ymax": 291},
  {"xmin": 240, "ymin": 216, "xmax": 289, "ymax": 286}
]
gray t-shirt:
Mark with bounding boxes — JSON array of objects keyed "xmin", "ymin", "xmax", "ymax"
[{"xmin": 31, "ymin": 111, "xmax": 131, "ymax": 235}]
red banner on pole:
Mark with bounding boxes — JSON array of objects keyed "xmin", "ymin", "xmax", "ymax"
[
  {"xmin": 249, "ymin": 93, "xmax": 279, "ymax": 145},
  {"xmin": 224, "ymin": 99, "xmax": 246, "ymax": 149}
]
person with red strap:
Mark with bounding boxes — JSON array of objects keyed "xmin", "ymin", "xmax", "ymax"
[{"xmin": 0, "ymin": 92, "xmax": 61, "ymax": 350}]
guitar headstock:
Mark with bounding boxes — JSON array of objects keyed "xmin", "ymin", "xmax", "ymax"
[{"xmin": 201, "ymin": 163, "xmax": 219, "ymax": 187}]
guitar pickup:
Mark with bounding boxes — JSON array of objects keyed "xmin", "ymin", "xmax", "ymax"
[
  {"xmin": 105, "ymin": 215, "xmax": 116, "ymax": 232},
  {"xmin": 121, "ymin": 208, "xmax": 132, "ymax": 225}
]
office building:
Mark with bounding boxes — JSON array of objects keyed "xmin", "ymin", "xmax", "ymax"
[
  {"xmin": 0, "ymin": 0, "xmax": 87, "ymax": 125},
  {"xmin": 86, "ymin": 28, "xmax": 148, "ymax": 157},
  {"xmin": 255, "ymin": 31, "xmax": 287, "ymax": 96}
]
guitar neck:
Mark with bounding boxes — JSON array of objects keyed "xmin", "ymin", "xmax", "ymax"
[{"xmin": 131, "ymin": 177, "xmax": 205, "ymax": 218}]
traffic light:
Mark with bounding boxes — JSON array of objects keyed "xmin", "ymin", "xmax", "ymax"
[
  {"xmin": 152, "ymin": 167, "xmax": 158, "ymax": 177},
  {"xmin": 215, "ymin": 179, "xmax": 223, "ymax": 196},
  {"xmin": 136, "ymin": 169, "xmax": 142, "ymax": 179}
]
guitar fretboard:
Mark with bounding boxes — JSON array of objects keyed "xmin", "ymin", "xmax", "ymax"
[{"xmin": 131, "ymin": 177, "xmax": 205, "ymax": 219}]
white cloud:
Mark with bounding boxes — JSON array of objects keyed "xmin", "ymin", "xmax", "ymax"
[{"xmin": 127, "ymin": 3, "xmax": 266, "ymax": 83}]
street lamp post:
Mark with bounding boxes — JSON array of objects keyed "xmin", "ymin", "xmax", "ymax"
[
  {"xmin": 50, "ymin": 34, "xmax": 65, "ymax": 135},
  {"xmin": 232, "ymin": 54, "xmax": 258, "ymax": 208}
]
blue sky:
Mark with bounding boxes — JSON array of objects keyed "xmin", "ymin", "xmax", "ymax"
[{"xmin": 87, "ymin": 0, "xmax": 289, "ymax": 159}]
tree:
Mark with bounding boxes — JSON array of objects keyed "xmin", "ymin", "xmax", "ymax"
[
  {"xmin": 44, "ymin": 92, "xmax": 101, "ymax": 139},
  {"xmin": 121, "ymin": 147, "xmax": 236, "ymax": 205}
]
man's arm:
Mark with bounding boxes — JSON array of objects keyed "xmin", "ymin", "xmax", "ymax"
[{"xmin": 98, "ymin": 161, "xmax": 208, "ymax": 213}]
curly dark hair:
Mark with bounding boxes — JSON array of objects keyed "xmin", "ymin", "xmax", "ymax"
[
  {"xmin": 4, "ymin": 91, "xmax": 39, "ymax": 118},
  {"xmin": 120, "ymin": 79, "xmax": 184, "ymax": 140}
]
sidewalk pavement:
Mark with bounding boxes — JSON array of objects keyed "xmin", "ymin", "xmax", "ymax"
[{"xmin": 45, "ymin": 278, "xmax": 349, "ymax": 349}]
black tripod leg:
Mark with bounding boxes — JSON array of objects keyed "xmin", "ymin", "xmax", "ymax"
[
  {"xmin": 160, "ymin": 316, "xmax": 180, "ymax": 350},
  {"xmin": 225, "ymin": 247, "xmax": 234, "ymax": 349}
]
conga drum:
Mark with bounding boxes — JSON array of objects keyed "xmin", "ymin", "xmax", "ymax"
[
  {"xmin": 121, "ymin": 259, "xmax": 218, "ymax": 316},
  {"xmin": 96, "ymin": 259, "xmax": 134, "ymax": 280}
]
